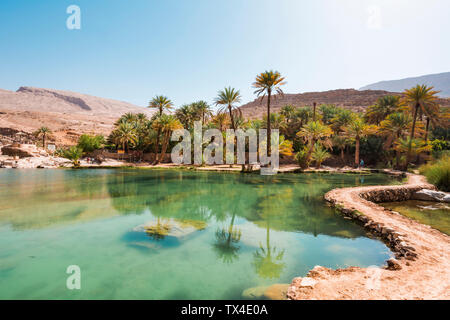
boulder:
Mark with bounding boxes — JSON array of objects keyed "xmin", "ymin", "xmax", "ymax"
[
  {"xmin": 386, "ymin": 258, "xmax": 402, "ymax": 271},
  {"xmin": 263, "ymin": 284, "xmax": 290, "ymax": 300},
  {"xmin": 412, "ymin": 189, "xmax": 450, "ymax": 203},
  {"xmin": 241, "ymin": 286, "xmax": 268, "ymax": 299}
]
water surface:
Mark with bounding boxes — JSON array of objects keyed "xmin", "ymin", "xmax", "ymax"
[
  {"xmin": 382, "ymin": 200, "xmax": 450, "ymax": 235},
  {"xmin": 0, "ymin": 169, "xmax": 395, "ymax": 299}
]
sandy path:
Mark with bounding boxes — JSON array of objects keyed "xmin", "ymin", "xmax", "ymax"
[{"xmin": 287, "ymin": 172, "xmax": 450, "ymax": 300}]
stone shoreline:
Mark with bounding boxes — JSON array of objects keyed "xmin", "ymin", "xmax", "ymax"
[{"xmin": 287, "ymin": 171, "xmax": 450, "ymax": 300}]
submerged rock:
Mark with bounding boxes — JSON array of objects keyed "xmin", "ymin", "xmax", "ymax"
[
  {"xmin": 241, "ymin": 283, "xmax": 290, "ymax": 300},
  {"xmin": 386, "ymin": 258, "xmax": 402, "ymax": 270},
  {"xmin": 412, "ymin": 189, "xmax": 450, "ymax": 203}
]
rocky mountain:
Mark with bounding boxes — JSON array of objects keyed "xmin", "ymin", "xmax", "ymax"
[
  {"xmin": 0, "ymin": 87, "xmax": 155, "ymax": 145},
  {"xmin": 360, "ymin": 72, "xmax": 450, "ymax": 97},
  {"xmin": 239, "ymin": 88, "xmax": 450, "ymax": 119}
]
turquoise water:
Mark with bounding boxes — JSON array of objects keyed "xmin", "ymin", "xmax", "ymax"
[{"xmin": 0, "ymin": 169, "xmax": 394, "ymax": 299}]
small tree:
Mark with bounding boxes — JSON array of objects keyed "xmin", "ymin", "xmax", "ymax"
[
  {"xmin": 62, "ymin": 146, "xmax": 83, "ymax": 167},
  {"xmin": 311, "ymin": 143, "xmax": 331, "ymax": 168},
  {"xmin": 34, "ymin": 127, "xmax": 52, "ymax": 149}
]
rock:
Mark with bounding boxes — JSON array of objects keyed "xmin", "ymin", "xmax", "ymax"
[
  {"xmin": 263, "ymin": 284, "xmax": 290, "ymax": 300},
  {"xmin": 386, "ymin": 258, "xmax": 402, "ymax": 270},
  {"xmin": 299, "ymin": 277, "xmax": 318, "ymax": 288},
  {"xmin": 242, "ymin": 286, "xmax": 268, "ymax": 299},
  {"xmin": 412, "ymin": 189, "xmax": 450, "ymax": 202}
]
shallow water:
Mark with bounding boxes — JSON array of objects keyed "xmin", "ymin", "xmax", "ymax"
[
  {"xmin": 382, "ymin": 200, "xmax": 450, "ymax": 235},
  {"xmin": 0, "ymin": 169, "xmax": 395, "ymax": 299}
]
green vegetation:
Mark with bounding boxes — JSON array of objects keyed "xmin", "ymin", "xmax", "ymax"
[
  {"xmin": 33, "ymin": 126, "xmax": 52, "ymax": 149},
  {"xmin": 420, "ymin": 155, "xmax": 450, "ymax": 191},
  {"xmin": 61, "ymin": 146, "xmax": 83, "ymax": 167},
  {"xmin": 77, "ymin": 134, "xmax": 105, "ymax": 153}
]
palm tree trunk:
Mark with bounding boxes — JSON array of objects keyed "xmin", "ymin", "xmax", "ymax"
[
  {"xmin": 355, "ymin": 136, "xmax": 360, "ymax": 167},
  {"xmin": 156, "ymin": 131, "xmax": 170, "ymax": 164},
  {"xmin": 340, "ymin": 148, "xmax": 345, "ymax": 165},
  {"xmin": 267, "ymin": 89, "xmax": 272, "ymax": 157},
  {"xmin": 406, "ymin": 103, "xmax": 420, "ymax": 170},
  {"xmin": 303, "ymin": 139, "xmax": 316, "ymax": 169},
  {"xmin": 42, "ymin": 134, "xmax": 46, "ymax": 149},
  {"xmin": 313, "ymin": 102, "xmax": 317, "ymax": 122},
  {"xmin": 424, "ymin": 117, "xmax": 430, "ymax": 142},
  {"xmin": 153, "ymin": 128, "xmax": 161, "ymax": 164}
]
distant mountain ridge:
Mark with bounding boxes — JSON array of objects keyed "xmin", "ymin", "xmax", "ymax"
[
  {"xmin": 360, "ymin": 72, "xmax": 450, "ymax": 97},
  {"xmin": 0, "ymin": 86, "xmax": 155, "ymax": 145},
  {"xmin": 238, "ymin": 88, "xmax": 450, "ymax": 120}
]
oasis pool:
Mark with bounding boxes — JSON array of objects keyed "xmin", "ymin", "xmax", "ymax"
[{"xmin": 0, "ymin": 169, "xmax": 395, "ymax": 299}]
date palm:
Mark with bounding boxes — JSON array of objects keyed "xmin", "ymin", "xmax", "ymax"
[
  {"xmin": 149, "ymin": 95, "xmax": 174, "ymax": 156},
  {"xmin": 175, "ymin": 104, "xmax": 195, "ymax": 128},
  {"xmin": 152, "ymin": 114, "xmax": 182, "ymax": 164},
  {"xmin": 402, "ymin": 85, "xmax": 440, "ymax": 170},
  {"xmin": 214, "ymin": 87, "xmax": 242, "ymax": 131},
  {"xmin": 365, "ymin": 95, "xmax": 400, "ymax": 125},
  {"xmin": 332, "ymin": 135, "xmax": 348, "ymax": 165},
  {"xmin": 312, "ymin": 143, "xmax": 331, "ymax": 168},
  {"xmin": 344, "ymin": 116, "xmax": 375, "ymax": 167},
  {"xmin": 395, "ymin": 138, "xmax": 432, "ymax": 165},
  {"xmin": 296, "ymin": 121, "xmax": 333, "ymax": 169},
  {"xmin": 192, "ymin": 100, "xmax": 212, "ymax": 125},
  {"xmin": 211, "ymin": 113, "xmax": 230, "ymax": 132},
  {"xmin": 253, "ymin": 70, "xmax": 286, "ymax": 155},
  {"xmin": 379, "ymin": 112, "xmax": 411, "ymax": 169},
  {"xmin": 111, "ymin": 122, "xmax": 138, "ymax": 153},
  {"xmin": 34, "ymin": 126, "xmax": 52, "ymax": 149},
  {"xmin": 148, "ymin": 95, "xmax": 173, "ymax": 116}
]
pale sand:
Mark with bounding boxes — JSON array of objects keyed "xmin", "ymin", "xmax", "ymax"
[{"xmin": 287, "ymin": 173, "xmax": 450, "ymax": 300}]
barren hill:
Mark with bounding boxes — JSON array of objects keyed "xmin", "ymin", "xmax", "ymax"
[
  {"xmin": 239, "ymin": 88, "xmax": 450, "ymax": 119},
  {"xmin": 360, "ymin": 72, "xmax": 450, "ymax": 97},
  {"xmin": 0, "ymin": 87, "xmax": 154, "ymax": 145}
]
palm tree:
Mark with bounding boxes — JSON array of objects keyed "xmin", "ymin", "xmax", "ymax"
[
  {"xmin": 395, "ymin": 138, "xmax": 432, "ymax": 166},
  {"xmin": 148, "ymin": 95, "xmax": 174, "ymax": 156},
  {"xmin": 379, "ymin": 112, "xmax": 411, "ymax": 169},
  {"xmin": 214, "ymin": 87, "xmax": 242, "ymax": 131},
  {"xmin": 148, "ymin": 95, "xmax": 173, "ymax": 116},
  {"xmin": 296, "ymin": 121, "xmax": 333, "ymax": 168},
  {"xmin": 34, "ymin": 126, "xmax": 52, "ymax": 149},
  {"xmin": 312, "ymin": 143, "xmax": 331, "ymax": 168},
  {"xmin": 111, "ymin": 122, "xmax": 138, "ymax": 153},
  {"xmin": 402, "ymin": 85, "xmax": 440, "ymax": 170},
  {"xmin": 344, "ymin": 116, "xmax": 375, "ymax": 167},
  {"xmin": 365, "ymin": 95, "xmax": 400, "ymax": 125},
  {"xmin": 152, "ymin": 114, "xmax": 182, "ymax": 164},
  {"xmin": 192, "ymin": 100, "xmax": 212, "ymax": 125},
  {"xmin": 211, "ymin": 113, "xmax": 230, "ymax": 132},
  {"xmin": 175, "ymin": 104, "xmax": 195, "ymax": 128},
  {"xmin": 332, "ymin": 135, "xmax": 348, "ymax": 165},
  {"xmin": 253, "ymin": 70, "xmax": 286, "ymax": 156},
  {"xmin": 280, "ymin": 105, "xmax": 295, "ymax": 123},
  {"xmin": 62, "ymin": 146, "xmax": 83, "ymax": 167}
]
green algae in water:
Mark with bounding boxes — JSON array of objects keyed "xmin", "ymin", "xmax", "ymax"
[
  {"xmin": 0, "ymin": 169, "xmax": 395, "ymax": 299},
  {"xmin": 382, "ymin": 200, "xmax": 450, "ymax": 235}
]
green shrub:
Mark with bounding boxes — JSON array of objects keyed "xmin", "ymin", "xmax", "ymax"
[
  {"xmin": 419, "ymin": 155, "xmax": 450, "ymax": 191},
  {"xmin": 62, "ymin": 146, "xmax": 83, "ymax": 167},
  {"xmin": 77, "ymin": 134, "xmax": 105, "ymax": 153},
  {"xmin": 295, "ymin": 147, "xmax": 309, "ymax": 168}
]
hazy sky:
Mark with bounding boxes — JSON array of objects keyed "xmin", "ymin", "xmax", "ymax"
[{"xmin": 0, "ymin": 0, "xmax": 449, "ymax": 108}]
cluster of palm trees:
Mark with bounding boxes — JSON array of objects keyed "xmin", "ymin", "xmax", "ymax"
[{"xmin": 106, "ymin": 69, "xmax": 445, "ymax": 171}]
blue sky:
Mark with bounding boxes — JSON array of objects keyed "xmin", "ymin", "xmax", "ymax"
[{"xmin": 0, "ymin": 0, "xmax": 449, "ymax": 108}]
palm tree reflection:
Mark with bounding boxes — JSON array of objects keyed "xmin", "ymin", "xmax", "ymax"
[{"xmin": 213, "ymin": 211, "xmax": 242, "ymax": 264}]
